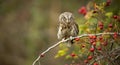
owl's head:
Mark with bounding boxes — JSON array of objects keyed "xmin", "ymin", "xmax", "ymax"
[{"xmin": 59, "ymin": 12, "xmax": 74, "ymax": 23}]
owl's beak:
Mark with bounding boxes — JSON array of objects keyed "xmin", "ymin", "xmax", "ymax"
[
  {"xmin": 66, "ymin": 19, "xmax": 69, "ymax": 22},
  {"xmin": 66, "ymin": 19, "xmax": 70, "ymax": 23}
]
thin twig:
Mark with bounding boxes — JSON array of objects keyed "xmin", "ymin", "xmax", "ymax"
[
  {"xmin": 88, "ymin": 56, "xmax": 104, "ymax": 65},
  {"xmin": 32, "ymin": 32, "xmax": 120, "ymax": 65},
  {"xmin": 32, "ymin": 40, "xmax": 65, "ymax": 65}
]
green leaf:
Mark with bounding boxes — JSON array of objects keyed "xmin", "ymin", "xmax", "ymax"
[
  {"xmin": 88, "ymin": 18, "xmax": 98, "ymax": 23},
  {"xmin": 105, "ymin": 12, "xmax": 113, "ymax": 18}
]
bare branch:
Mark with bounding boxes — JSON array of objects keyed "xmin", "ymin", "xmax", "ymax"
[{"xmin": 32, "ymin": 32, "xmax": 120, "ymax": 65}]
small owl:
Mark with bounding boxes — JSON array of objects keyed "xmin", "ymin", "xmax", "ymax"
[{"xmin": 57, "ymin": 12, "xmax": 79, "ymax": 47}]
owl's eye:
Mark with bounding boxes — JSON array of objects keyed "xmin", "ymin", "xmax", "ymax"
[
  {"xmin": 69, "ymin": 17, "xmax": 73, "ymax": 22},
  {"xmin": 62, "ymin": 17, "xmax": 66, "ymax": 21}
]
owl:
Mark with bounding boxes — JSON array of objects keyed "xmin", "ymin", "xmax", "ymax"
[{"xmin": 57, "ymin": 12, "xmax": 79, "ymax": 47}]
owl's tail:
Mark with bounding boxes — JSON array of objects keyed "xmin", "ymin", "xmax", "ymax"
[{"xmin": 66, "ymin": 40, "xmax": 74, "ymax": 47}]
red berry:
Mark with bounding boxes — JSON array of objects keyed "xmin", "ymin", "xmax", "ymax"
[
  {"xmin": 93, "ymin": 62, "xmax": 98, "ymax": 65},
  {"xmin": 99, "ymin": 36, "xmax": 103, "ymax": 41},
  {"xmin": 88, "ymin": 55, "xmax": 93, "ymax": 60},
  {"xmin": 82, "ymin": 44, "xmax": 85, "ymax": 48},
  {"xmin": 113, "ymin": 32, "xmax": 118, "ymax": 39},
  {"xmin": 75, "ymin": 37, "xmax": 80, "ymax": 41},
  {"xmin": 71, "ymin": 53, "xmax": 76, "ymax": 57},
  {"xmin": 90, "ymin": 48, "xmax": 95, "ymax": 52},
  {"xmin": 99, "ymin": 26, "xmax": 103, "ymax": 30},
  {"xmin": 102, "ymin": 41, "xmax": 108, "ymax": 46},
  {"xmin": 90, "ymin": 39, "xmax": 96, "ymax": 44},
  {"xmin": 89, "ymin": 35, "xmax": 93, "ymax": 39},
  {"xmin": 106, "ymin": 0, "xmax": 111, "ymax": 6},
  {"xmin": 78, "ymin": 6, "xmax": 87, "ymax": 15},
  {"xmin": 113, "ymin": 15, "xmax": 118, "ymax": 19},
  {"xmin": 98, "ymin": 21, "xmax": 104, "ymax": 30},
  {"xmin": 92, "ymin": 42, "xmax": 96, "ymax": 46},
  {"xmin": 93, "ymin": 10, "xmax": 97, "ymax": 13},
  {"xmin": 92, "ymin": 35, "xmax": 97, "ymax": 39},
  {"xmin": 40, "ymin": 54, "xmax": 44, "ymax": 57},
  {"xmin": 97, "ymin": 47, "xmax": 102, "ymax": 50},
  {"xmin": 84, "ymin": 60, "xmax": 88, "ymax": 63},
  {"xmin": 90, "ymin": 39, "xmax": 94, "ymax": 44},
  {"xmin": 108, "ymin": 23, "xmax": 113, "ymax": 28},
  {"xmin": 98, "ymin": 21, "xmax": 103, "ymax": 26},
  {"xmin": 89, "ymin": 35, "xmax": 96, "ymax": 39}
]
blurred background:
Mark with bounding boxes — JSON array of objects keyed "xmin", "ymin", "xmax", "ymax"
[{"xmin": 0, "ymin": 0, "xmax": 119, "ymax": 65}]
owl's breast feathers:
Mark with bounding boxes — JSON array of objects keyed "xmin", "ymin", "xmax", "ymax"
[{"xmin": 58, "ymin": 22, "xmax": 78, "ymax": 39}]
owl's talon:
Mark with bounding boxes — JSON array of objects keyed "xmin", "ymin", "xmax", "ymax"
[
  {"xmin": 62, "ymin": 38, "xmax": 65, "ymax": 41},
  {"xmin": 69, "ymin": 36, "xmax": 73, "ymax": 40}
]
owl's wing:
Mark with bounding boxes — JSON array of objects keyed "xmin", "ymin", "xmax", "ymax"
[
  {"xmin": 57, "ymin": 24, "xmax": 63, "ymax": 40},
  {"xmin": 71, "ymin": 22, "xmax": 79, "ymax": 36},
  {"xmin": 75, "ymin": 22, "xmax": 79, "ymax": 35}
]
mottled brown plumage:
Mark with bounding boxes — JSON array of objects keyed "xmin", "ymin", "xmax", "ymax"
[{"xmin": 57, "ymin": 12, "xmax": 79, "ymax": 46}]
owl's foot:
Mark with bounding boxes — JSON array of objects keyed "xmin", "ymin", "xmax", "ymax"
[{"xmin": 69, "ymin": 36, "xmax": 73, "ymax": 40}]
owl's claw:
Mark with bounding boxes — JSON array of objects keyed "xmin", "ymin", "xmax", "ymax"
[
  {"xmin": 69, "ymin": 36, "xmax": 73, "ymax": 40},
  {"xmin": 62, "ymin": 38, "xmax": 65, "ymax": 41}
]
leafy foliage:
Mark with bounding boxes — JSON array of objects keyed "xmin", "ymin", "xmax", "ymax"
[{"xmin": 55, "ymin": 0, "xmax": 120, "ymax": 65}]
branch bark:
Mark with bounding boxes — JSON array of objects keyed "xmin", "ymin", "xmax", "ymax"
[{"xmin": 32, "ymin": 32, "xmax": 120, "ymax": 65}]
